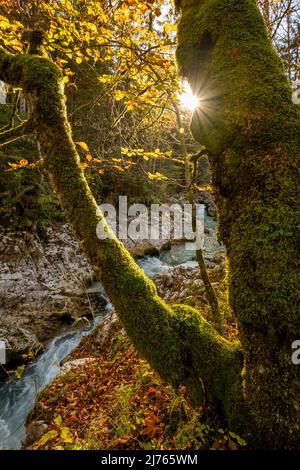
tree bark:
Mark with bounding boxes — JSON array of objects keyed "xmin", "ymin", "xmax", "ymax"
[{"xmin": 176, "ymin": 0, "xmax": 300, "ymax": 449}]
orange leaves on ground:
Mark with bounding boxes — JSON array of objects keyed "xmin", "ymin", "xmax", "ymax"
[
  {"xmin": 27, "ymin": 320, "xmax": 243, "ymax": 451},
  {"xmin": 141, "ymin": 411, "xmax": 163, "ymax": 439}
]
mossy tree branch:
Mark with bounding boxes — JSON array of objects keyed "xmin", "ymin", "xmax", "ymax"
[{"xmin": 0, "ymin": 47, "xmax": 244, "ymax": 430}]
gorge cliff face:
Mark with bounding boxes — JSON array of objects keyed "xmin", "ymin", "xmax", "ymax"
[{"xmin": 0, "ymin": 223, "xmax": 102, "ymax": 363}]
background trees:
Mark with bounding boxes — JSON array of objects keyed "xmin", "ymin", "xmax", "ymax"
[
  {"xmin": 258, "ymin": 0, "xmax": 300, "ymax": 81},
  {"xmin": 0, "ymin": 0, "xmax": 200, "ymax": 226}
]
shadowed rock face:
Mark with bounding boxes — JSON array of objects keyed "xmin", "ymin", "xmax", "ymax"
[
  {"xmin": 0, "ymin": 223, "xmax": 104, "ymax": 362},
  {"xmin": 0, "ymin": 324, "xmax": 37, "ymax": 364}
]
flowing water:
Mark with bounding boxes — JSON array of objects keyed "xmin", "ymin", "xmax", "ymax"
[{"xmin": 0, "ymin": 214, "xmax": 223, "ymax": 449}]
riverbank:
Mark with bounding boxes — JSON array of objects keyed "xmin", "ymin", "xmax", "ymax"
[
  {"xmin": 0, "ymin": 200, "xmax": 230, "ymax": 450},
  {"xmin": 25, "ymin": 264, "xmax": 244, "ymax": 451}
]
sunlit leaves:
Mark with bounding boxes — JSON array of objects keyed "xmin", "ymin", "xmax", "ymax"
[
  {"xmin": 147, "ymin": 171, "xmax": 168, "ymax": 181},
  {"xmin": 121, "ymin": 147, "xmax": 172, "ymax": 160},
  {"xmin": 6, "ymin": 158, "xmax": 42, "ymax": 172},
  {"xmin": 115, "ymin": 90, "xmax": 126, "ymax": 101},
  {"xmin": 75, "ymin": 141, "xmax": 89, "ymax": 152},
  {"xmin": 53, "ymin": 416, "xmax": 62, "ymax": 426},
  {"xmin": 0, "ymin": 0, "xmax": 179, "ymax": 121}
]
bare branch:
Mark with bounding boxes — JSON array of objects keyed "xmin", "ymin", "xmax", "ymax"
[
  {"xmin": 0, "ymin": 118, "xmax": 35, "ymax": 148},
  {"xmin": 0, "ymin": 89, "xmax": 21, "ymax": 132}
]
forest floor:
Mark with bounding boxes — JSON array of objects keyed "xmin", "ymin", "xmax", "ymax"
[{"xmin": 26, "ymin": 266, "xmax": 247, "ymax": 451}]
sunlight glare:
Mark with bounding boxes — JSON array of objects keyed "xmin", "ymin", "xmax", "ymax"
[{"xmin": 179, "ymin": 82, "xmax": 200, "ymax": 111}]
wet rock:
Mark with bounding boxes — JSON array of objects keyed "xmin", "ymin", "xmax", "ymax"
[
  {"xmin": 196, "ymin": 191, "xmax": 217, "ymax": 217},
  {"xmin": 60, "ymin": 357, "xmax": 97, "ymax": 375},
  {"xmin": 0, "ymin": 223, "xmax": 105, "ymax": 362},
  {"xmin": 153, "ymin": 264, "xmax": 222, "ymax": 306},
  {"xmin": 24, "ymin": 421, "xmax": 48, "ymax": 448},
  {"xmin": 95, "ymin": 311, "xmax": 124, "ymax": 348},
  {"xmin": 0, "ymin": 322, "xmax": 38, "ymax": 363}
]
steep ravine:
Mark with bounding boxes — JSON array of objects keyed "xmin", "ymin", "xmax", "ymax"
[{"xmin": 0, "ymin": 211, "xmax": 224, "ymax": 449}]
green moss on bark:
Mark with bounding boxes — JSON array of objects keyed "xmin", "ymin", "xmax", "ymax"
[{"xmin": 177, "ymin": 0, "xmax": 300, "ymax": 448}]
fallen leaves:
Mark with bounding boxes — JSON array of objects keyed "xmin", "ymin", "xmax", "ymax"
[
  {"xmin": 141, "ymin": 411, "xmax": 163, "ymax": 439},
  {"xmin": 28, "ymin": 317, "xmax": 246, "ymax": 451}
]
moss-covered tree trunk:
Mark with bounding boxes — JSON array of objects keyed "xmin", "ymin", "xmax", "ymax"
[{"xmin": 176, "ymin": 0, "xmax": 300, "ymax": 448}]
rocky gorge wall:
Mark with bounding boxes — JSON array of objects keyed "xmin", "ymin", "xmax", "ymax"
[{"xmin": 0, "ymin": 223, "xmax": 101, "ymax": 363}]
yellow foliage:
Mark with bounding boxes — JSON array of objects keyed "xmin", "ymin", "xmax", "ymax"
[{"xmin": 75, "ymin": 141, "xmax": 89, "ymax": 152}]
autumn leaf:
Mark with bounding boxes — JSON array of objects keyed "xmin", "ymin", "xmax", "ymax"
[
  {"xmin": 147, "ymin": 172, "xmax": 168, "ymax": 181},
  {"xmin": 126, "ymin": 100, "xmax": 135, "ymax": 111},
  {"xmin": 15, "ymin": 365, "xmax": 25, "ymax": 379},
  {"xmin": 141, "ymin": 412, "xmax": 163, "ymax": 438},
  {"xmin": 113, "ymin": 165, "xmax": 125, "ymax": 172},
  {"xmin": 115, "ymin": 90, "xmax": 126, "ymax": 101},
  {"xmin": 164, "ymin": 23, "xmax": 171, "ymax": 35},
  {"xmin": 37, "ymin": 430, "xmax": 58, "ymax": 447},
  {"xmin": 61, "ymin": 427, "xmax": 74, "ymax": 443},
  {"xmin": 75, "ymin": 141, "xmax": 89, "ymax": 152},
  {"xmin": 53, "ymin": 415, "xmax": 62, "ymax": 426}
]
